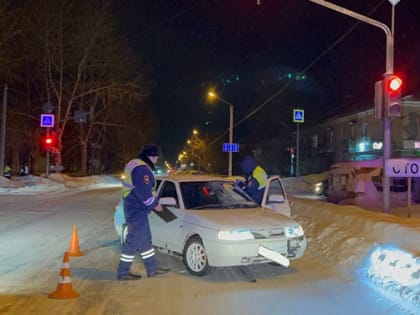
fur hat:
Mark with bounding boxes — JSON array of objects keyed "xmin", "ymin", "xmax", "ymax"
[
  {"xmin": 141, "ymin": 144, "xmax": 160, "ymax": 157},
  {"xmin": 239, "ymin": 155, "xmax": 257, "ymax": 175}
]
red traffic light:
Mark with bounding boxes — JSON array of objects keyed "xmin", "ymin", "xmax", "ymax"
[
  {"xmin": 386, "ymin": 75, "xmax": 402, "ymax": 93},
  {"xmin": 45, "ymin": 137, "xmax": 53, "ymax": 145},
  {"xmin": 42, "ymin": 134, "xmax": 56, "ymax": 149},
  {"xmin": 384, "ymin": 74, "xmax": 402, "ymax": 117}
]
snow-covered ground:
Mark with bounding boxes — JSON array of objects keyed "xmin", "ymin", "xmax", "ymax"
[
  {"xmin": 283, "ymin": 176, "xmax": 420, "ymax": 314},
  {"xmin": 0, "ymin": 173, "xmax": 419, "ymax": 314}
]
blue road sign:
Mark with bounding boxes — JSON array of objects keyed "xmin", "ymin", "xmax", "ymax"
[
  {"xmin": 223, "ymin": 143, "xmax": 240, "ymax": 153},
  {"xmin": 40, "ymin": 114, "xmax": 55, "ymax": 127},
  {"xmin": 293, "ymin": 109, "xmax": 304, "ymax": 123}
]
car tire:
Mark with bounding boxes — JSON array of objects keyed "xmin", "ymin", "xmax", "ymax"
[{"xmin": 182, "ymin": 236, "xmax": 209, "ymax": 276}]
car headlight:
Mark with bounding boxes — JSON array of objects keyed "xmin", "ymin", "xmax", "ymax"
[
  {"xmin": 285, "ymin": 225, "xmax": 304, "ymax": 238},
  {"xmin": 218, "ymin": 229, "xmax": 254, "ymax": 241},
  {"xmin": 313, "ymin": 182, "xmax": 323, "ymax": 192}
]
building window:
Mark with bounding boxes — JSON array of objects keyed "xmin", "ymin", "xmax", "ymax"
[
  {"xmin": 327, "ymin": 128, "xmax": 333, "ymax": 145},
  {"xmin": 362, "ymin": 123, "xmax": 368, "ymax": 138},
  {"xmin": 347, "ymin": 120, "xmax": 356, "ymax": 139},
  {"xmin": 312, "ymin": 134, "xmax": 318, "ymax": 148}
]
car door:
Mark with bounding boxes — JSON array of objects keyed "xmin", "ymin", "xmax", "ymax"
[
  {"xmin": 261, "ymin": 176, "xmax": 291, "ymax": 217},
  {"xmin": 150, "ymin": 180, "xmax": 185, "ymax": 253}
]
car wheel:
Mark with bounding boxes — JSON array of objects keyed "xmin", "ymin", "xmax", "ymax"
[{"xmin": 182, "ymin": 236, "xmax": 209, "ymax": 276}]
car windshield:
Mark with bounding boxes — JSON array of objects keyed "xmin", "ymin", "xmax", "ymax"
[{"xmin": 180, "ymin": 181, "xmax": 258, "ymax": 209}]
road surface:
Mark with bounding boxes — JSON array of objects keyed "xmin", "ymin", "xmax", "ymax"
[{"xmin": 0, "ymin": 187, "xmax": 410, "ymax": 314}]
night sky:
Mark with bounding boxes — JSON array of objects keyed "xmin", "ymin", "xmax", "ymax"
[{"xmin": 114, "ymin": 0, "xmax": 420, "ymax": 161}]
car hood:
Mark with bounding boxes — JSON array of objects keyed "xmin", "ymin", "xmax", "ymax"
[{"xmin": 182, "ymin": 207, "xmax": 300, "ymax": 230}]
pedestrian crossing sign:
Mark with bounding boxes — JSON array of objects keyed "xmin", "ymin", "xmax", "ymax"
[
  {"xmin": 40, "ymin": 114, "xmax": 55, "ymax": 127},
  {"xmin": 293, "ymin": 109, "xmax": 304, "ymax": 123}
]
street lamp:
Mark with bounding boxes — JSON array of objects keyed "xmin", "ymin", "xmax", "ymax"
[{"xmin": 208, "ymin": 91, "xmax": 234, "ymax": 177}]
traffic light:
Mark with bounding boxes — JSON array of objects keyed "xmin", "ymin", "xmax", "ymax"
[
  {"xmin": 384, "ymin": 74, "xmax": 402, "ymax": 117},
  {"xmin": 42, "ymin": 134, "xmax": 56, "ymax": 150},
  {"xmin": 374, "ymin": 80, "xmax": 383, "ymax": 119}
]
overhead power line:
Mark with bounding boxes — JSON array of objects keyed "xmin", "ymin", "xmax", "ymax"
[{"xmin": 207, "ymin": 0, "xmax": 386, "ymax": 147}]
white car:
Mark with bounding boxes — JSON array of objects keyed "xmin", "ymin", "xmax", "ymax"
[{"xmin": 113, "ymin": 175, "xmax": 307, "ymax": 276}]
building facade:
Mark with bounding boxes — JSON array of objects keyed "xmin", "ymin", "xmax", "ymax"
[{"xmin": 301, "ymin": 96, "xmax": 420, "ymax": 174}]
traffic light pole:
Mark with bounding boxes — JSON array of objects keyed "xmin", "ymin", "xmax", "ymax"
[
  {"xmin": 229, "ymin": 103, "xmax": 233, "ymax": 177},
  {"xmin": 46, "ymin": 128, "xmax": 50, "ymax": 178},
  {"xmin": 309, "ymin": 0, "xmax": 396, "ymax": 213}
]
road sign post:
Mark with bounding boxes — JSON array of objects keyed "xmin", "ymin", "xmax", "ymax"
[
  {"xmin": 293, "ymin": 109, "xmax": 304, "ymax": 177},
  {"xmin": 385, "ymin": 158, "xmax": 420, "ymax": 218},
  {"xmin": 40, "ymin": 114, "xmax": 55, "ymax": 177}
]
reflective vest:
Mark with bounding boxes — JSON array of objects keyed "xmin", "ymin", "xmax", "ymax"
[
  {"xmin": 252, "ymin": 166, "xmax": 267, "ymax": 190},
  {"xmin": 122, "ymin": 159, "xmax": 156, "ymax": 198}
]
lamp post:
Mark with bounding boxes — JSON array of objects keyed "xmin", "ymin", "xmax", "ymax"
[{"xmin": 208, "ymin": 91, "xmax": 234, "ymax": 177}]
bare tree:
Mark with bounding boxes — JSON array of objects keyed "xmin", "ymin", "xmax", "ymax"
[{"xmin": 17, "ymin": 0, "xmax": 155, "ymax": 174}]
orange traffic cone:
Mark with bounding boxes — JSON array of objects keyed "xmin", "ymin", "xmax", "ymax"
[
  {"xmin": 48, "ymin": 252, "xmax": 79, "ymax": 299},
  {"xmin": 68, "ymin": 225, "xmax": 84, "ymax": 257}
]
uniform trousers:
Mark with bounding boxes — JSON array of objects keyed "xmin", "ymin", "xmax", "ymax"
[{"xmin": 117, "ymin": 211, "xmax": 158, "ymax": 277}]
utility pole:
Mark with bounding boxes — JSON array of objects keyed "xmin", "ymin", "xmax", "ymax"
[
  {"xmin": 228, "ymin": 103, "xmax": 234, "ymax": 177},
  {"xmin": 309, "ymin": 0, "xmax": 397, "ymax": 213},
  {"xmin": 293, "ymin": 108, "xmax": 304, "ymax": 176}
]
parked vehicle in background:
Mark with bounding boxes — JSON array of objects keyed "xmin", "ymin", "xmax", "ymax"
[
  {"xmin": 326, "ymin": 159, "xmax": 382, "ymax": 204},
  {"xmin": 302, "ymin": 173, "xmax": 329, "ymax": 196},
  {"xmin": 325, "ymin": 159, "xmax": 416, "ymax": 208},
  {"xmin": 114, "ymin": 175, "xmax": 307, "ymax": 276}
]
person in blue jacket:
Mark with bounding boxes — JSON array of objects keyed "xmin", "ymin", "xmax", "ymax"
[
  {"xmin": 238, "ymin": 155, "xmax": 268, "ymax": 205},
  {"xmin": 116, "ymin": 144, "xmax": 170, "ymax": 281}
]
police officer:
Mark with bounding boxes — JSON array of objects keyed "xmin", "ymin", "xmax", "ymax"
[
  {"xmin": 3, "ymin": 164, "xmax": 11, "ymax": 179},
  {"xmin": 116, "ymin": 144, "xmax": 170, "ymax": 281},
  {"xmin": 238, "ymin": 155, "xmax": 268, "ymax": 205}
]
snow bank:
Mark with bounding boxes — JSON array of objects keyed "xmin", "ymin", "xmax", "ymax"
[
  {"xmin": 48, "ymin": 173, "xmax": 103, "ymax": 188},
  {"xmin": 0, "ymin": 175, "xmax": 26, "ymax": 188},
  {"xmin": 290, "ymin": 197, "xmax": 420, "ymax": 313},
  {"xmin": 0, "ymin": 174, "xmax": 118, "ymax": 194}
]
